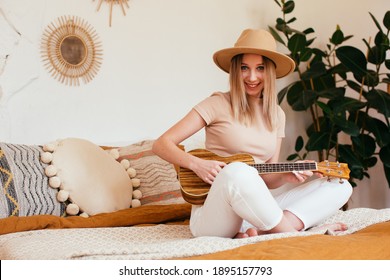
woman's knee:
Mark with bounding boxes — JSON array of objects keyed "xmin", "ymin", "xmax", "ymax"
[
  {"xmin": 340, "ymin": 180, "xmax": 353, "ymax": 201},
  {"xmin": 323, "ymin": 178, "xmax": 353, "ymax": 204},
  {"xmin": 219, "ymin": 162, "xmax": 267, "ymax": 195},
  {"xmin": 221, "ymin": 162, "xmax": 258, "ymax": 181}
]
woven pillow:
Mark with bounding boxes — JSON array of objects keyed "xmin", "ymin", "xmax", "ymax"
[
  {"xmin": 117, "ymin": 140, "xmax": 185, "ymax": 205},
  {"xmin": 41, "ymin": 138, "xmax": 134, "ymax": 216},
  {"xmin": 0, "ymin": 142, "xmax": 66, "ymax": 218}
]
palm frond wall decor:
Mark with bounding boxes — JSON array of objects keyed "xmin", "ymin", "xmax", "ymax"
[{"xmin": 94, "ymin": 0, "xmax": 130, "ymax": 27}]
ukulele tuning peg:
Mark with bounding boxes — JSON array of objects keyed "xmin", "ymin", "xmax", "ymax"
[
  {"xmin": 336, "ymin": 161, "xmax": 341, "ymax": 167},
  {"xmin": 325, "ymin": 160, "xmax": 330, "ymax": 166}
]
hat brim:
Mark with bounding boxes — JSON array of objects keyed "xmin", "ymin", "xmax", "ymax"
[{"xmin": 213, "ymin": 47, "xmax": 295, "ymax": 78}]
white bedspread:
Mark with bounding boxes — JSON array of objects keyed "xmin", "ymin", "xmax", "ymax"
[{"xmin": 1, "ymin": 207, "xmax": 389, "ymax": 260}]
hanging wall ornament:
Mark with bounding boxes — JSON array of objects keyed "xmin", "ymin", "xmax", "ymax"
[
  {"xmin": 94, "ymin": 0, "xmax": 130, "ymax": 27},
  {"xmin": 41, "ymin": 15, "xmax": 103, "ymax": 86}
]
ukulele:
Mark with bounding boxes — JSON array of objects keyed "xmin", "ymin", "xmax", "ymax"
[{"xmin": 177, "ymin": 149, "xmax": 350, "ymax": 205}]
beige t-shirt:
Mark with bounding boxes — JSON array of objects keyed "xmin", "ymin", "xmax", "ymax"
[{"xmin": 194, "ymin": 91, "xmax": 285, "ymax": 163}]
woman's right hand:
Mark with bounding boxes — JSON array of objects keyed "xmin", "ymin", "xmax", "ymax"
[{"xmin": 191, "ymin": 158, "xmax": 226, "ymax": 185}]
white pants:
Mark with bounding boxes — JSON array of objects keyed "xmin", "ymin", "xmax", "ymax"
[{"xmin": 190, "ymin": 162, "xmax": 353, "ymax": 238}]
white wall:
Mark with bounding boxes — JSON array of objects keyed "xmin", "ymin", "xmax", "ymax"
[{"xmin": 0, "ymin": 0, "xmax": 389, "ymax": 209}]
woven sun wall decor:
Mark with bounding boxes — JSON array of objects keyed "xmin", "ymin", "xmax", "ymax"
[
  {"xmin": 41, "ymin": 15, "xmax": 103, "ymax": 86},
  {"xmin": 94, "ymin": 0, "xmax": 130, "ymax": 27}
]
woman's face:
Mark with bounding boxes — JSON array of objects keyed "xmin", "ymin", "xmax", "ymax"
[{"xmin": 240, "ymin": 53, "xmax": 265, "ymax": 98}]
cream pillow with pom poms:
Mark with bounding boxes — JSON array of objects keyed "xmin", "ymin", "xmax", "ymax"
[
  {"xmin": 107, "ymin": 149, "xmax": 143, "ymax": 208},
  {"xmin": 40, "ymin": 138, "xmax": 137, "ymax": 216}
]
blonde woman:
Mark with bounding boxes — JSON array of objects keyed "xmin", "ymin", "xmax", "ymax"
[{"xmin": 153, "ymin": 29, "xmax": 352, "ymax": 238}]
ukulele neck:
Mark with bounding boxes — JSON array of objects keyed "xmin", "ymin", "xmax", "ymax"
[{"xmin": 251, "ymin": 162, "xmax": 317, "ymax": 174}]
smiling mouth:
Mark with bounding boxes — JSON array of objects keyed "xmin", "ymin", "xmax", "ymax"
[{"xmin": 246, "ymin": 83, "xmax": 259, "ymax": 88}]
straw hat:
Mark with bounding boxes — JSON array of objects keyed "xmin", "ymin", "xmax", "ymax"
[{"xmin": 213, "ymin": 29, "xmax": 295, "ymax": 78}]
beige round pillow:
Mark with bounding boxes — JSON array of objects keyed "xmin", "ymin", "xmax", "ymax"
[{"xmin": 40, "ymin": 138, "xmax": 133, "ymax": 216}]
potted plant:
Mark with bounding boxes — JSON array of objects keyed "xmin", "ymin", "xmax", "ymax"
[{"xmin": 270, "ymin": 0, "xmax": 390, "ymax": 187}]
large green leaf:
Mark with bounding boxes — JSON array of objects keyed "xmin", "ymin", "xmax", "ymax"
[
  {"xmin": 327, "ymin": 96, "xmax": 366, "ymax": 112},
  {"xmin": 316, "ymin": 101, "xmax": 360, "ymax": 136},
  {"xmin": 330, "ymin": 63, "xmax": 349, "ymax": 79},
  {"xmin": 278, "ymin": 82, "xmax": 302, "ymax": 104},
  {"xmin": 300, "ymin": 61, "xmax": 327, "ymax": 80},
  {"xmin": 346, "ymin": 79, "xmax": 366, "ymax": 95},
  {"xmin": 374, "ymin": 31, "xmax": 389, "ymax": 48},
  {"xmin": 352, "ymin": 134, "xmax": 377, "ymax": 158},
  {"xmin": 311, "ymin": 73, "xmax": 336, "ymax": 91},
  {"xmin": 295, "ymin": 135, "xmax": 304, "ymax": 152},
  {"xmin": 330, "ymin": 28, "xmax": 344, "ymax": 45},
  {"xmin": 364, "ymin": 156, "xmax": 378, "ymax": 168},
  {"xmin": 369, "ymin": 12, "xmax": 384, "ymax": 32},
  {"xmin": 353, "ymin": 112, "xmax": 390, "ymax": 147},
  {"xmin": 367, "ymin": 45, "xmax": 387, "ymax": 65},
  {"xmin": 386, "ymin": 59, "xmax": 390, "ymax": 70},
  {"xmin": 306, "ymin": 116, "xmax": 328, "ymax": 136},
  {"xmin": 380, "ymin": 144, "xmax": 390, "ymax": 166},
  {"xmin": 316, "ymin": 101, "xmax": 333, "ymax": 115},
  {"xmin": 277, "ymin": 84, "xmax": 289, "ymax": 104},
  {"xmin": 276, "ymin": 18, "xmax": 290, "ymax": 34},
  {"xmin": 287, "ymin": 89, "xmax": 318, "ymax": 111},
  {"xmin": 354, "ymin": 69, "xmax": 379, "ymax": 87},
  {"xmin": 384, "ymin": 11, "xmax": 390, "ymax": 29},
  {"xmin": 282, "ymin": 0, "xmax": 295, "ymax": 14},
  {"xmin": 334, "ymin": 117, "xmax": 360, "ymax": 136},
  {"xmin": 300, "ymin": 47, "xmax": 313, "ymax": 62},
  {"xmin": 338, "ymin": 144, "xmax": 364, "ymax": 169},
  {"xmin": 370, "ymin": 119, "xmax": 390, "ymax": 147},
  {"xmin": 336, "ymin": 46, "xmax": 367, "ymax": 77},
  {"xmin": 317, "ymin": 87, "xmax": 346, "ymax": 100},
  {"xmin": 287, "ymin": 17, "xmax": 297, "ymax": 24},
  {"xmin": 303, "ymin": 28, "xmax": 315, "ymax": 35},
  {"xmin": 269, "ymin": 26, "xmax": 286, "ymax": 46},
  {"xmin": 288, "ymin": 33, "xmax": 307, "ymax": 55},
  {"xmin": 305, "ymin": 131, "xmax": 336, "ymax": 151},
  {"xmin": 365, "ymin": 89, "xmax": 390, "ymax": 119}
]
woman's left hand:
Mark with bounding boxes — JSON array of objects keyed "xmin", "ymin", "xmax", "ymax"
[{"xmin": 286, "ymin": 160, "xmax": 322, "ymax": 183}]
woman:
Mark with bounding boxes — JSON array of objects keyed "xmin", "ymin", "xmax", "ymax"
[{"xmin": 152, "ymin": 29, "xmax": 353, "ymax": 238}]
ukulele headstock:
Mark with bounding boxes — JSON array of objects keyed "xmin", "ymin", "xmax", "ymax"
[{"xmin": 317, "ymin": 161, "xmax": 350, "ymax": 180}]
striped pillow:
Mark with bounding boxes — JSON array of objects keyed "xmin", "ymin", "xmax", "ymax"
[
  {"xmin": 117, "ymin": 140, "xmax": 185, "ymax": 206},
  {"xmin": 0, "ymin": 142, "xmax": 66, "ymax": 218}
]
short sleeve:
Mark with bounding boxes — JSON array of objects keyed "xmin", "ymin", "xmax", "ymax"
[{"xmin": 193, "ymin": 92, "xmax": 228, "ymax": 125}]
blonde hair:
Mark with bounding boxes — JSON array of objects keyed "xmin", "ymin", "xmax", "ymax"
[{"xmin": 229, "ymin": 54, "xmax": 278, "ymax": 130}]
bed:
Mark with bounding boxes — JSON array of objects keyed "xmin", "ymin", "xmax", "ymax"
[{"xmin": 1, "ymin": 139, "xmax": 390, "ymax": 260}]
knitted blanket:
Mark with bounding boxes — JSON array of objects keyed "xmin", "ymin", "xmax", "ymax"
[{"xmin": 1, "ymin": 207, "xmax": 389, "ymax": 260}]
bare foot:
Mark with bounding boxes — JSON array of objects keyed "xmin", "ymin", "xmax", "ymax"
[
  {"xmin": 234, "ymin": 232, "xmax": 249, "ymax": 238},
  {"xmin": 315, "ymin": 222, "xmax": 348, "ymax": 232},
  {"xmin": 234, "ymin": 227, "xmax": 259, "ymax": 239}
]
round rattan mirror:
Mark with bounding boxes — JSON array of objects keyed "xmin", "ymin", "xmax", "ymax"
[
  {"xmin": 41, "ymin": 16, "xmax": 103, "ymax": 86},
  {"xmin": 60, "ymin": 35, "xmax": 87, "ymax": 66}
]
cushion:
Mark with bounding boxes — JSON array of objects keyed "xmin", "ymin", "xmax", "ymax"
[
  {"xmin": 41, "ymin": 138, "xmax": 133, "ymax": 216},
  {"xmin": 117, "ymin": 140, "xmax": 185, "ymax": 205},
  {"xmin": 0, "ymin": 142, "xmax": 66, "ymax": 218}
]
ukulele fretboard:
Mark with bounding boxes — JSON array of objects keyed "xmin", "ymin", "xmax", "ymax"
[{"xmin": 253, "ymin": 162, "xmax": 317, "ymax": 174}]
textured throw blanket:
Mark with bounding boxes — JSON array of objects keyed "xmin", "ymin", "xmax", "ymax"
[{"xmin": 1, "ymin": 207, "xmax": 390, "ymax": 260}]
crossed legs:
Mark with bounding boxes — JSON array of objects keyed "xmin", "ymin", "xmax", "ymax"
[{"xmin": 190, "ymin": 162, "xmax": 352, "ymax": 238}]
